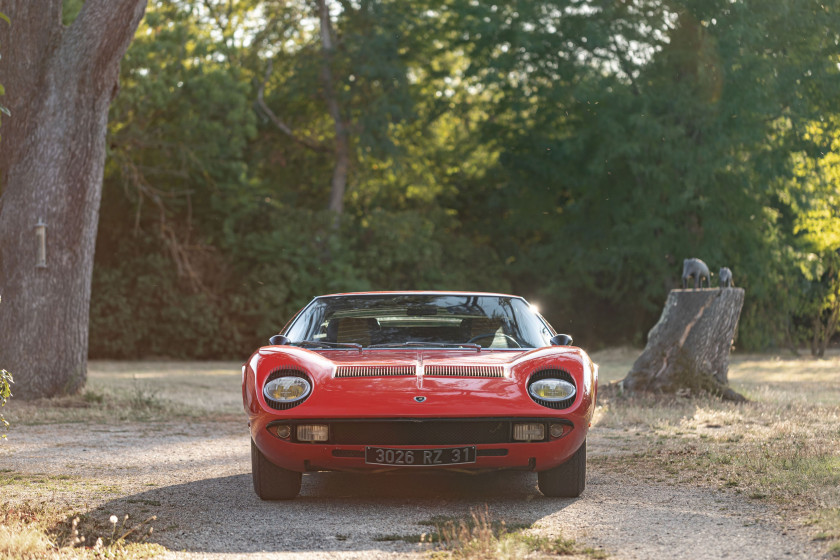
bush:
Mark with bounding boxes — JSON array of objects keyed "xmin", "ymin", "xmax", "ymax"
[{"xmin": 89, "ymin": 208, "xmax": 508, "ymax": 360}]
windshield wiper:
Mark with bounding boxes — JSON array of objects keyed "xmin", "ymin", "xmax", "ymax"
[
  {"xmin": 295, "ymin": 340, "xmax": 363, "ymax": 351},
  {"xmin": 367, "ymin": 342, "xmax": 482, "ymax": 351},
  {"xmin": 406, "ymin": 342, "xmax": 482, "ymax": 350}
]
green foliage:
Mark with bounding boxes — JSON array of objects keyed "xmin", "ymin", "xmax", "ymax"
[
  {"xmin": 91, "ymin": 207, "xmax": 507, "ymax": 358},
  {"xmin": 772, "ymin": 119, "xmax": 840, "ymax": 354},
  {"xmin": 429, "ymin": 0, "xmax": 840, "ymax": 348},
  {"xmin": 90, "ymin": 238, "xmax": 240, "ymax": 359},
  {"xmin": 89, "ymin": 0, "xmax": 840, "ymax": 357},
  {"xmin": 105, "ymin": 0, "xmax": 257, "ymax": 233},
  {"xmin": 61, "ymin": 0, "xmax": 84, "ymax": 25}
]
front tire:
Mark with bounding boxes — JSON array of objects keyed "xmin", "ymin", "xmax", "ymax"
[
  {"xmin": 251, "ymin": 439, "xmax": 301, "ymax": 500},
  {"xmin": 538, "ymin": 439, "xmax": 586, "ymax": 498}
]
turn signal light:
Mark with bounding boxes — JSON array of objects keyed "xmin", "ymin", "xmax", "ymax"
[
  {"xmin": 549, "ymin": 423, "xmax": 573, "ymax": 439},
  {"xmin": 273, "ymin": 424, "xmax": 292, "ymax": 439}
]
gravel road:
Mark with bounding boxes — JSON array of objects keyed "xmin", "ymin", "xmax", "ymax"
[{"xmin": 1, "ymin": 417, "xmax": 823, "ymax": 559}]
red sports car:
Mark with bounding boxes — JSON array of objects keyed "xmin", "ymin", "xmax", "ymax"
[{"xmin": 243, "ymin": 291, "xmax": 597, "ymax": 500}]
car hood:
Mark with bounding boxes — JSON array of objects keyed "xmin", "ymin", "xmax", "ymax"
[
  {"xmin": 249, "ymin": 346, "xmax": 593, "ymax": 418},
  {"xmin": 256, "ymin": 346, "xmax": 582, "ymax": 375}
]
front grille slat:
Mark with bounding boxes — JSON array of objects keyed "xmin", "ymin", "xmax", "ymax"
[
  {"xmin": 334, "ymin": 365, "xmax": 505, "ymax": 378},
  {"xmin": 424, "ymin": 365, "xmax": 504, "ymax": 378},
  {"xmin": 335, "ymin": 365, "xmax": 415, "ymax": 378}
]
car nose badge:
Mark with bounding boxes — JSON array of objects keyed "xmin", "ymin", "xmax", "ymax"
[{"xmin": 414, "ymin": 396, "xmax": 426, "ymax": 403}]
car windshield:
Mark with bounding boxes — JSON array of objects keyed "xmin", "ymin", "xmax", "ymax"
[{"xmin": 283, "ymin": 294, "xmax": 554, "ymax": 349}]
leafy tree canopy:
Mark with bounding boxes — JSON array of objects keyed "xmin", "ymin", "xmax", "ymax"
[{"xmin": 90, "ymin": 0, "xmax": 840, "ymax": 357}]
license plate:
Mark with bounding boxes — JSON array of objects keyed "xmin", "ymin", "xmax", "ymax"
[{"xmin": 365, "ymin": 446, "xmax": 476, "ymax": 466}]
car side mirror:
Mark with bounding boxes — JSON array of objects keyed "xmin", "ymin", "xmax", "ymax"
[
  {"xmin": 269, "ymin": 334, "xmax": 291, "ymax": 346},
  {"xmin": 550, "ymin": 334, "xmax": 573, "ymax": 346}
]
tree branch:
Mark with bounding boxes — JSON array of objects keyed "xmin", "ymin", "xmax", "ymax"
[{"xmin": 256, "ymin": 60, "xmax": 331, "ymax": 153}]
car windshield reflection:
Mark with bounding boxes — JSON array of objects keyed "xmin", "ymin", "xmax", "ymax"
[{"xmin": 283, "ymin": 294, "xmax": 554, "ymax": 349}]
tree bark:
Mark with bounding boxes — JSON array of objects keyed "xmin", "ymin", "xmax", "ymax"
[
  {"xmin": 812, "ymin": 277, "xmax": 840, "ymax": 358},
  {"xmin": 622, "ymin": 288, "xmax": 746, "ymax": 401},
  {"xmin": 315, "ymin": 0, "xmax": 349, "ymax": 216},
  {"xmin": 0, "ymin": 0, "xmax": 146, "ymax": 399}
]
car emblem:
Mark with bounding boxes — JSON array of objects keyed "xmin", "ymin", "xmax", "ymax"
[{"xmin": 414, "ymin": 396, "xmax": 426, "ymax": 403}]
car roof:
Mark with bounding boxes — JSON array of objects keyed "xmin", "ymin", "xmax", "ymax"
[{"xmin": 315, "ymin": 291, "xmax": 524, "ymax": 299}]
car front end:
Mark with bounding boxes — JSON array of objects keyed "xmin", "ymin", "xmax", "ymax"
[{"xmin": 243, "ymin": 292, "xmax": 597, "ymax": 499}]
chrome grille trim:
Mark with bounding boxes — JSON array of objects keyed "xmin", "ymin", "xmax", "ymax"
[
  {"xmin": 334, "ymin": 365, "xmax": 415, "ymax": 378},
  {"xmin": 424, "ymin": 365, "xmax": 505, "ymax": 378}
]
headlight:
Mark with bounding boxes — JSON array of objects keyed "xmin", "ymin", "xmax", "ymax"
[
  {"xmin": 263, "ymin": 376, "xmax": 311, "ymax": 403},
  {"xmin": 529, "ymin": 378, "xmax": 576, "ymax": 401}
]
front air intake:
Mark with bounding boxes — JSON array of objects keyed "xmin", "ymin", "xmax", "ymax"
[
  {"xmin": 424, "ymin": 365, "xmax": 505, "ymax": 378},
  {"xmin": 335, "ymin": 365, "xmax": 415, "ymax": 378}
]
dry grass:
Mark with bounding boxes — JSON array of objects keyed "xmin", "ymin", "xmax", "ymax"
[
  {"xmin": 0, "ymin": 523, "xmax": 53, "ymax": 560},
  {"xmin": 1, "ymin": 361, "xmax": 240, "ymax": 558},
  {"xmin": 590, "ymin": 347, "xmax": 840, "ymax": 556},
  {"xmin": 0, "ymin": 503, "xmax": 163, "ymax": 559},
  {"xmin": 428, "ymin": 508, "xmax": 606, "ymax": 559},
  {"xmin": 3, "ymin": 353, "xmax": 838, "ymax": 557},
  {"xmin": 3, "ymin": 361, "xmax": 242, "ymax": 425}
]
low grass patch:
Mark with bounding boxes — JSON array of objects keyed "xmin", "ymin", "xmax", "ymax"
[
  {"xmin": 0, "ymin": 361, "xmax": 243, "ymax": 558},
  {"xmin": 809, "ymin": 509, "xmax": 840, "ymax": 557},
  {"xmin": 422, "ymin": 508, "xmax": 607, "ymax": 559},
  {"xmin": 3, "ymin": 361, "xmax": 242, "ymax": 425},
  {"xmin": 0, "ymin": 502, "xmax": 163, "ymax": 559},
  {"xmin": 0, "ymin": 471, "xmax": 123, "ymax": 503},
  {"xmin": 590, "ymin": 348, "xmax": 840, "ymax": 556},
  {"xmin": 0, "ymin": 526, "xmax": 52, "ymax": 560}
]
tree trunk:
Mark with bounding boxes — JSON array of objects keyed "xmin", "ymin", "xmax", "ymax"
[
  {"xmin": 0, "ymin": 0, "xmax": 146, "ymax": 399},
  {"xmin": 814, "ymin": 280, "xmax": 840, "ymax": 358},
  {"xmin": 622, "ymin": 288, "xmax": 746, "ymax": 401},
  {"xmin": 316, "ymin": 0, "xmax": 349, "ymax": 216}
]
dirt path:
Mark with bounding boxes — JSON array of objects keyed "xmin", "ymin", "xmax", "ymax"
[{"xmin": 0, "ymin": 418, "xmax": 822, "ymax": 559}]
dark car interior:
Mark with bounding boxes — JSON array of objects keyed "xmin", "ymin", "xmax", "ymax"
[{"xmin": 324, "ymin": 316, "xmax": 516, "ymax": 348}]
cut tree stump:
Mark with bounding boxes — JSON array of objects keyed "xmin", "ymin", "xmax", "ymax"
[{"xmin": 622, "ymin": 288, "xmax": 746, "ymax": 402}]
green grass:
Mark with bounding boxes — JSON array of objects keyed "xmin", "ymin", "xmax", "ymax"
[{"xmin": 373, "ymin": 533, "xmax": 427, "ymax": 543}]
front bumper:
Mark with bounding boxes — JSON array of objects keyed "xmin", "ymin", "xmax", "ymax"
[{"xmin": 251, "ymin": 416, "xmax": 586, "ymax": 473}]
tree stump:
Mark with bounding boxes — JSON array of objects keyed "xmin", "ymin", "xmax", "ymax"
[{"xmin": 622, "ymin": 288, "xmax": 746, "ymax": 401}]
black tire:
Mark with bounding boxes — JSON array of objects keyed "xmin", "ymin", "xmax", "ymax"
[
  {"xmin": 251, "ymin": 439, "xmax": 302, "ymax": 500},
  {"xmin": 538, "ymin": 439, "xmax": 586, "ymax": 498}
]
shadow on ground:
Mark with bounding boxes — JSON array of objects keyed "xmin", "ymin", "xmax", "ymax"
[{"xmin": 85, "ymin": 471, "xmax": 579, "ymax": 555}]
